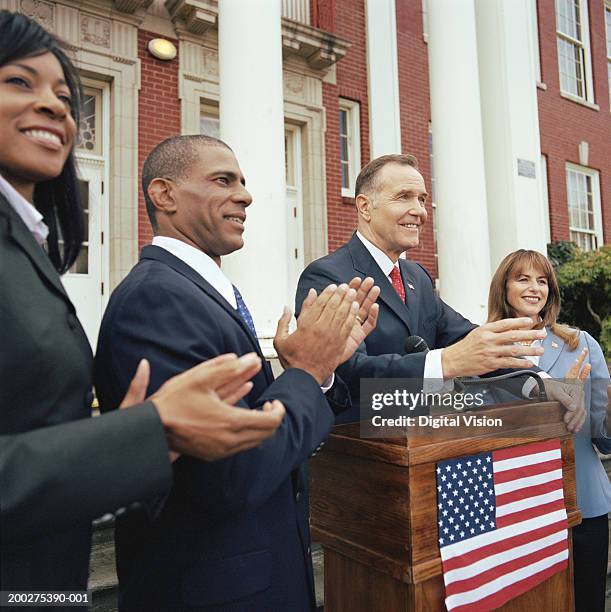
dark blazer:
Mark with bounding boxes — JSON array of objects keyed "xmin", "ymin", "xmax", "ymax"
[
  {"xmin": 296, "ymin": 233, "xmax": 477, "ymax": 422},
  {"xmin": 94, "ymin": 245, "xmax": 336, "ymax": 611},
  {"xmin": 0, "ymin": 195, "xmax": 172, "ymax": 596}
]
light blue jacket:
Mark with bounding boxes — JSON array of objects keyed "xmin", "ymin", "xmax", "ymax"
[{"xmin": 540, "ymin": 328, "xmax": 611, "ymax": 518}]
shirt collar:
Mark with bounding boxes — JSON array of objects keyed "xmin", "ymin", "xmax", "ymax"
[
  {"xmin": 152, "ymin": 236, "xmax": 237, "ymax": 308},
  {"xmin": 0, "ymin": 174, "xmax": 49, "ymax": 245},
  {"xmin": 356, "ymin": 231, "xmax": 398, "ymax": 277}
]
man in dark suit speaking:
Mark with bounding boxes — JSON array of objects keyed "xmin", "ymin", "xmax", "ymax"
[
  {"xmin": 94, "ymin": 135, "xmax": 378, "ymax": 611},
  {"xmin": 296, "ymin": 154, "xmax": 584, "ymax": 429}
]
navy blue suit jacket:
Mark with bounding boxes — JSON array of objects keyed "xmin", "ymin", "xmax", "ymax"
[
  {"xmin": 94, "ymin": 245, "xmax": 335, "ymax": 611},
  {"xmin": 296, "ymin": 234, "xmax": 477, "ymax": 422}
]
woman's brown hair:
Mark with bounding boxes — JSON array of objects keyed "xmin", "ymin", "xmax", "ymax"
[{"xmin": 487, "ymin": 250, "xmax": 579, "ymax": 350}]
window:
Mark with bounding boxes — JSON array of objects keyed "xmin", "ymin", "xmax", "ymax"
[
  {"xmin": 606, "ymin": 3, "xmax": 611, "ymax": 104},
  {"xmin": 76, "ymin": 86, "xmax": 102, "ymax": 155},
  {"xmin": 338, "ymin": 99, "xmax": 361, "ymax": 198},
  {"xmin": 555, "ymin": 0, "xmax": 594, "ymax": 102},
  {"xmin": 566, "ymin": 164, "xmax": 602, "ymax": 251},
  {"xmin": 200, "ymin": 101, "xmax": 220, "ymax": 138},
  {"xmin": 540, "ymin": 155, "xmax": 551, "ymax": 244},
  {"xmin": 530, "ymin": 0, "xmax": 542, "ymax": 84}
]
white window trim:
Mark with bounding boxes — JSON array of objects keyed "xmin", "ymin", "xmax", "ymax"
[
  {"xmin": 540, "ymin": 155, "xmax": 551, "ymax": 244},
  {"xmin": 339, "ymin": 98, "xmax": 361, "ymax": 198},
  {"xmin": 605, "ymin": 2, "xmax": 611, "ymax": 108},
  {"xmin": 529, "ymin": 0, "xmax": 542, "ymax": 85},
  {"xmin": 555, "ymin": 0, "xmax": 595, "ymax": 103},
  {"xmin": 565, "ymin": 162, "xmax": 603, "ymax": 249}
]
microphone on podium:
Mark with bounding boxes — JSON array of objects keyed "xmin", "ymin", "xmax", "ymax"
[{"xmin": 404, "ymin": 335, "xmax": 429, "ymax": 355}]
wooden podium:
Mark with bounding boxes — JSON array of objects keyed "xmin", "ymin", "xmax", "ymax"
[{"xmin": 309, "ymin": 401, "xmax": 581, "ymax": 611}]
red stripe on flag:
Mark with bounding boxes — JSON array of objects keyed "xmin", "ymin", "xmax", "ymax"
[
  {"xmin": 440, "ymin": 520, "xmax": 567, "ymax": 573},
  {"xmin": 495, "ymin": 478, "xmax": 563, "ymax": 507},
  {"xmin": 493, "ymin": 440, "xmax": 561, "ymax": 462},
  {"xmin": 449, "ymin": 558, "xmax": 568, "ymax": 612},
  {"xmin": 496, "ymin": 498, "xmax": 567, "ymax": 528},
  {"xmin": 444, "ymin": 539, "xmax": 568, "ymax": 596},
  {"xmin": 493, "ymin": 459, "xmax": 562, "ymax": 484}
]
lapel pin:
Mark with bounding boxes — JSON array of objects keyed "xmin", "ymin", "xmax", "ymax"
[
  {"xmin": 551, "ymin": 341, "xmax": 558, "ymax": 349},
  {"xmin": 407, "ymin": 283, "xmax": 415, "ymax": 291}
]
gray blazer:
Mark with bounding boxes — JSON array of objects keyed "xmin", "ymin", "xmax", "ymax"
[{"xmin": 539, "ymin": 328, "xmax": 611, "ymax": 518}]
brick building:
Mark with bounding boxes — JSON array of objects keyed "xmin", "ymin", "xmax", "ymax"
[{"xmin": 3, "ymin": 0, "xmax": 609, "ymax": 345}]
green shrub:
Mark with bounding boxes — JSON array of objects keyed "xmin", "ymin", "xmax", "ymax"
[{"xmin": 548, "ymin": 242, "xmax": 611, "ymax": 358}]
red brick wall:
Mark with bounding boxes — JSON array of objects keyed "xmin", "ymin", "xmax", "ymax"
[
  {"xmin": 395, "ymin": 0, "xmax": 436, "ymax": 276},
  {"xmin": 537, "ymin": 0, "xmax": 610, "ymax": 244},
  {"xmin": 321, "ymin": 0, "xmax": 437, "ymax": 277},
  {"xmin": 322, "ymin": 0, "xmax": 368, "ymax": 253},
  {"xmin": 137, "ymin": 30, "xmax": 181, "ymax": 249}
]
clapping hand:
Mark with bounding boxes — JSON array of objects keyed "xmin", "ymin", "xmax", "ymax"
[{"xmin": 117, "ymin": 353, "xmax": 286, "ymax": 461}]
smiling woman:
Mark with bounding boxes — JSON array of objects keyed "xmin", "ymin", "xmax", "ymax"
[
  {"xmin": 0, "ymin": 10, "xmax": 286, "ymax": 601},
  {"xmin": 0, "ymin": 14, "xmax": 83, "ymax": 272},
  {"xmin": 487, "ymin": 249, "xmax": 611, "ymax": 612}
]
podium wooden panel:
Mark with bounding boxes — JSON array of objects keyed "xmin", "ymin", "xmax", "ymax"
[{"xmin": 309, "ymin": 401, "xmax": 580, "ymax": 611}]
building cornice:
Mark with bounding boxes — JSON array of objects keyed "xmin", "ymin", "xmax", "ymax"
[{"xmin": 165, "ymin": 0, "xmax": 350, "ymax": 71}]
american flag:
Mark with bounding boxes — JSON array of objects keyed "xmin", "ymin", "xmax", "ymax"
[{"xmin": 436, "ymin": 439, "xmax": 568, "ymax": 611}]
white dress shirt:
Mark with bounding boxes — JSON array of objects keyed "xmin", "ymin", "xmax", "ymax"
[
  {"xmin": 152, "ymin": 236, "xmax": 237, "ymax": 308},
  {"xmin": 152, "ymin": 236, "xmax": 335, "ymax": 391},
  {"xmin": 0, "ymin": 173, "xmax": 49, "ymax": 245},
  {"xmin": 355, "ymin": 231, "xmax": 445, "ymax": 380}
]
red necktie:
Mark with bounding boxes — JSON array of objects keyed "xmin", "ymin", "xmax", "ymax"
[{"xmin": 389, "ymin": 266, "xmax": 406, "ymax": 303}]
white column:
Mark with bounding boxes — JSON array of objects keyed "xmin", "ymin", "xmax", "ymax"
[
  {"xmin": 428, "ymin": 0, "xmax": 491, "ymax": 323},
  {"xmin": 365, "ymin": 0, "xmax": 402, "ymax": 157},
  {"xmin": 218, "ymin": 0, "xmax": 288, "ymax": 343},
  {"xmin": 475, "ymin": 0, "xmax": 547, "ymax": 272}
]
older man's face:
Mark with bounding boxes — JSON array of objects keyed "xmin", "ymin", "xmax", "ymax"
[{"xmin": 365, "ymin": 163, "xmax": 428, "ymax": 261}]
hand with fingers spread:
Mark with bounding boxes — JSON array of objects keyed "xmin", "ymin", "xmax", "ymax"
[
  {"xmin": 341, "ymin": 276, "xmax": 380, "ymax": 364},
  {"xmin": 143, "ymin": 353, "xmax": 285, "ymax": 461},
  {"xmin": 441, "ymin": 317, "xmax": 548, "ymax": 378},
  {"xmin": 274, "ymin": 283, "xmax": 363, "ymax": 384}
]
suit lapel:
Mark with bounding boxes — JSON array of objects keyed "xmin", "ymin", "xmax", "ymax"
[
  {"xmin": 0, "ymin": 194, "xmax": 71, "ymax": 305},
  {"xmin": 539, "ymin": 330, "xmax": 566, "ymax": 372},
  {"xmin": 140, "ymin": 245, "xmax": 268, "ymax": 365},
  {"xmin": 347, "ymin": 234, "xmax": 412, "ymax": 333}
]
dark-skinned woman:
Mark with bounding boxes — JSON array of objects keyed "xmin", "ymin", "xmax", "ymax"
[{"xmin": 0, "ymin": 10, "xmax": 284, "ymax": 598}]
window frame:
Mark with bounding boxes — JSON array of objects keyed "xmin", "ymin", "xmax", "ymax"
[
  {"xmin": 605, "ymin": 1, "xmax": 611, "ymax": 107},
  {"xmin": 554, "ymin": 0, "xmax": 595, "ymax": 103},
  {"xmin": 338, "ymin": 98, "xmax": 361, "ymax": 198},
  {"xmin": 565, "ymin": 162, "xmax": 603, "ymax": 251},
  {"xmin": 200, "ymin": 99, "xmax": 220, "ymax": 138}
]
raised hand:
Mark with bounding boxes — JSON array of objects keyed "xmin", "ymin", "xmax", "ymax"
[
  {"xmin": 338, "ymin": 276, "xmax": 380, "ymax": 364},
  {"xmin": 564, "ymin": 348, "xmax": 591, "ymax": 381},
  {"xmin": 274, "ymin": 284, "xmax": 360, "ymax": 384}
]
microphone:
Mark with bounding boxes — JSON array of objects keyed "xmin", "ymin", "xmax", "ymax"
[
  {"xmin": 459, "ymin": 370, "xmax": 548, "ymax": 402},
  {"xmin": 405, "ymin": 335, "xmax": 429, "ymax": 355}
]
